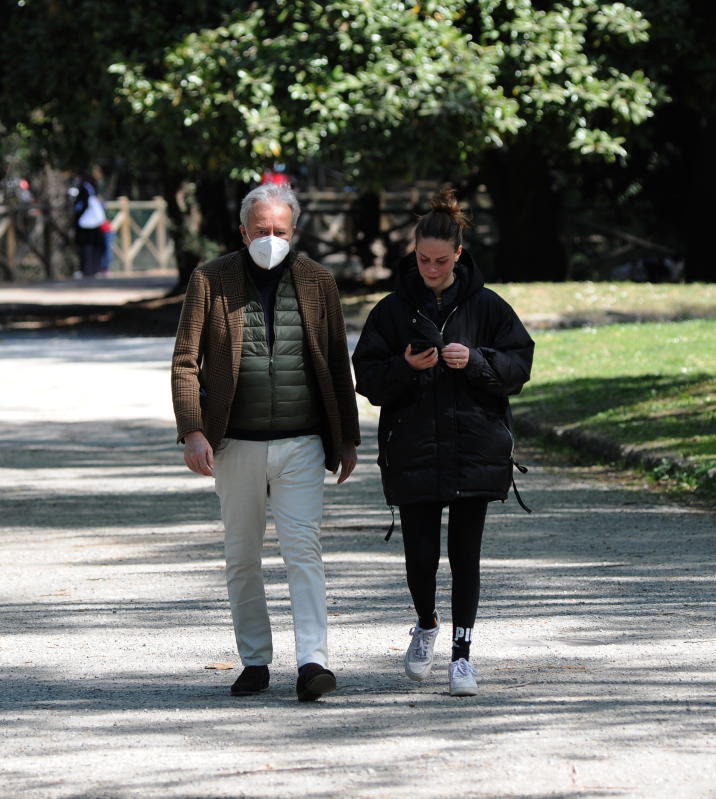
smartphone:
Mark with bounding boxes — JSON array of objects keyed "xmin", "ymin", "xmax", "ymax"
[{"xmin": 410, "ymin": 340, "xmax": 435, "ymax": 354}]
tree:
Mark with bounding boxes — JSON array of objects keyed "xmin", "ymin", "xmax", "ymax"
[
  {"xmin": 458, "ymin": 1, "xmax": 657, "ymax": 280},
  {"xmin": 2, "ymin": 0, "xmax": 661, "ymax": 283},
  {"xmin": 604, "ymin": 0, "xmax": 716, "ymax": 282},
  {"xmin": 112, "ymin": 0, "xmax": 657, "ymax": 281},
  {"xmin": 0, "ymin": 0, "xmax": 245, "ymax": 283}
]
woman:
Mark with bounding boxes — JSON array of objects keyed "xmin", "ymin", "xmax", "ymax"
[
  {"xmin": 352, "ymin": 189, "xmax": 534, "ymax": 696},
  {"xmin": 73, "ymin": 175, "xmax": 106, "ymax": 277}
]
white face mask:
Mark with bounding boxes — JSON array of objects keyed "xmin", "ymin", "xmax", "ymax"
[{"xmin": 247, "ymin": 234, "xmax": 290, "ymax": 270}]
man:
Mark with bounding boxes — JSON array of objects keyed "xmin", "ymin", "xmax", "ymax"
[{"xmin": 171, "ymin": 184, "xmax": 360, "ymax": 701}]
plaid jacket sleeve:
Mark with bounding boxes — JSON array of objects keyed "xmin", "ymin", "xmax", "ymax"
[{"xmin": 171, "ymin": 267, "xmax": 207, "ymax": 443}]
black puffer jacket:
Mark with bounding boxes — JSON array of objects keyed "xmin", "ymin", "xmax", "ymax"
[{"xmin": 352, "ymin": 250, "xmax": 534, "ymax": 507}]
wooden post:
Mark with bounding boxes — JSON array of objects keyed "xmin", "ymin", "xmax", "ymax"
[
  {"xmin": 119, "ymin": 195, "xmax": 132, "ymax": 272},
  {"xmin": 42, "ymin": 205, "xmax": 55, "ymax": 279},
  {"xmin": 6, "ymin": 212, "xmax": 16, "ymax": 275},
  {"xmin": 154, "ymin": 196, "xmax": 169, "ymax": 270},
  {"xmin": 0, "ymin": 212, "xmax": 10, "ymax": 279}
]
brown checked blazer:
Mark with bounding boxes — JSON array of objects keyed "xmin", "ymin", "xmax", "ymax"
[{"xmin": 171, "ymin": 249, "xmax": 360, "ymax": 472}]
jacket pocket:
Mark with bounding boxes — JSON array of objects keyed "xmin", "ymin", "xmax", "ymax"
[{"xmin": 458, "ymin": 406, "xmax": 513, "ymax": 464}]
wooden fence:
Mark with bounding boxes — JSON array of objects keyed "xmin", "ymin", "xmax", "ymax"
[
  {"xmin": 0, "ymin": 204, "xmax": 57, "ymax": 280},
  {"xmin": 105, "ymin": 196, "xmax": 174, "ymax": 272},
  {"xmin": 0, "ymin": 208, "xmax": 17, "ymax": 277},
  {"xmin": 0, "ymin": 196, "xmax": 175, "ymax": 279},
  {"xmin": 295, "ymin": 186, "xmax": 436, "ymax": 275},
  {"xmin": 1, "ymin": 186, "xmax": 472, "ymax": 280}
]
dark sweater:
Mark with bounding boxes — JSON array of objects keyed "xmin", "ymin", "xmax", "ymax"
[{"xmin": 245, "ymin": 255, "xmax": 288, "ymax": 347}]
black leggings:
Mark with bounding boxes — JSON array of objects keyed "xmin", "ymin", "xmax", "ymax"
[{"xmin": 399, "ymin": 498, "xmax": 487, "ymax": 630}]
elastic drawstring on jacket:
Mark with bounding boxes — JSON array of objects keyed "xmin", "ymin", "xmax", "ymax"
[
  {"xmin": 510, "ymin": 459, "xmax": 532, "ymax": 513},
  {"xmin": 384, "ymin": 505, "xmax": 396, "ymax": 541}
]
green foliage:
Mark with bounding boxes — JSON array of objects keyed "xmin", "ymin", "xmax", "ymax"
[
  {"xmin": 107, "ymin": 0, "xmax": 658, "ymax": 185},
  {"xmin": 0, "ymin": 0, "xmax": 675, "ymax": 283},
  {"xmin": 467, "ymin": 0, "xmax": 655, "ymax": 157},
  {"xmin": 0, "ymin": 0, "xmax": 240, "ymax": 170}
]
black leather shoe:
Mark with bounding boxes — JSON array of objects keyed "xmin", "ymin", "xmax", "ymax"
[
  {"xmin": 296, "ymin": 663, "xmax": 336, "ymax": 702},
  {"xmin": 230, "ymin": 665, "xmax": 269, "ymax": 696}
]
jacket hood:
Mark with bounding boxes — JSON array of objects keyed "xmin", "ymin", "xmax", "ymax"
[{"xmin": 395, "ymin": 249, "xmax": 485, "ymax": 307}]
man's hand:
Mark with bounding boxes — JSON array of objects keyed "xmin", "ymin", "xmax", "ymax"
[
  {"xmin": 336, "ymin": 441, "xmax": 357, "ymax": 484},
  {"xmin": 184, "ymin": 430, "xmax": 214, "ymax": 476}
]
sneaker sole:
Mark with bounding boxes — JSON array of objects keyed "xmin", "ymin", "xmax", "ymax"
[
  {"xmin": 404, "ymin": 664, "xmax": 432, "ymax": 682},
  {"xmin": 450, "ymin": 687, "xmax": 478, "ymax": 697}
]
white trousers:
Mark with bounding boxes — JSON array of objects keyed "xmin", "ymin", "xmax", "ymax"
[{"xmin": 213, "ymin": 435, "xmax": 328, "ymax": 668}]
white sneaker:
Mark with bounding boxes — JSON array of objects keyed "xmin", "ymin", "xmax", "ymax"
[
  {"xmin": 449, "ymin": 658, "xmax": 478, "ymax": 696},
  {"xmin": 404, "ymin": 612, "xmax": 440, "ymax": 681}
]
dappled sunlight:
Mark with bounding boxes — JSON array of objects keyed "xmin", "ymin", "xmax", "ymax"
[
  {"xmin": 0, "ymin": 330, "xmax": 174, "ymax": 363},
  {"xmin": 516, "ymin": 319, "xmax": 716, "ymax": 497},
  {"xmin": 1, "ymin": 332, "xmax": 714, "ymax": 798}
]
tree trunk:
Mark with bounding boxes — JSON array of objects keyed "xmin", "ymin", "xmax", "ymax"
[
  {"xmin": 481, "ymin": 144, "xmax": 568, "ymax": 282},
  {"xmin": 684, "ymin": 117, "xmax": 715, "ymax": 282},
  {"xmin": 196, "ymin": 177, "xmax": 242, "ymax": 253},
  {"xmin": 162, "ymin": 176, "xmax": 201, "ymax": 296}
]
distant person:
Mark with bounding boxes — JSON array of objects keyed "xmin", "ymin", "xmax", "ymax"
[
  {"xmin": 99, "ymin": 219, "xmax": 114, "ymax": 275},
  {"xmin": 171, "ymin": 183, "xmax": 360, "ymax": 702},
  {"xmin": 73, "ymin": 176, "xmax": 106, "ymax": 277},
  {"xmin": 352, "ymin": 188, "xmax": 534, "ymax": 696},
  {"xmin": 260, "ymin": 164, "xmax": 292, "ymax": 187}
]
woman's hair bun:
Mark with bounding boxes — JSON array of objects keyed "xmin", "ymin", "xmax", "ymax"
[
  {"xmin": 430, "ymin": 189, "xmax": 460, "ymax": 214},
  {"xmin": 415, "ymin": 187, "xmax": 470, "ymax": 248}
]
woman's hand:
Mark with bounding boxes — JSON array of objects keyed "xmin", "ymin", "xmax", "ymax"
[
  {"xmin": 441, "ymin": 342, "xmax": 471, "ymax": 370},
  {"xmin": 404, "ymin": 343, "xmax": 439, "ymax": 371}
]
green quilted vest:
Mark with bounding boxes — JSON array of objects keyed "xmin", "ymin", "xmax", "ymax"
[{"xmin": 228, "ymin": 268, "xmax": 321, "ymax": 432}]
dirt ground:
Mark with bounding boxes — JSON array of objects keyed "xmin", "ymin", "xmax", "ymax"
[{"xmin": 0, "ymin": 329, "xmax": 714, "ymax": 798}]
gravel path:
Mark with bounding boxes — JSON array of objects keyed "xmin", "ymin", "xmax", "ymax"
[
  {"xmin": 0, "ymin": 330, "xmax": 714, "ymax": 799},
  {"xmin": 0, "ymin": 274, "xmax": 175, "ymax": 308}
]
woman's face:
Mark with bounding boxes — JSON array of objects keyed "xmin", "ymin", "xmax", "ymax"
[{"xmin": 416, "ymin": 237, "xmax": 462, "ymax": 294}]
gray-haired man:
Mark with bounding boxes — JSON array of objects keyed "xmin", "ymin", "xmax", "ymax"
[{"xmin": 172, "ymin": 184, "xmax": 360, "ymax": 701}]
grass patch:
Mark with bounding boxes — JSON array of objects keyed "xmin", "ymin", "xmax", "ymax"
[
  {"xmin": 498, "ymin": 281, "xmax": 716, "ymax": 324},
  {"xmin": 344, "ymin": 283, "xmax": 716, "ymax": 501},
  {"xmin": 513, "ymin": 318, "xmax": 716, "ymax": 498},
  {"xmin": 342, "ymin": 281, "xmax": 716, "ymax": 330}
]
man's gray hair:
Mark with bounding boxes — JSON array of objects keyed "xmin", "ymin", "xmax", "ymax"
[{"xmin": 240, "ymin": 184, "xmax": 301, "ymax": 227}]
